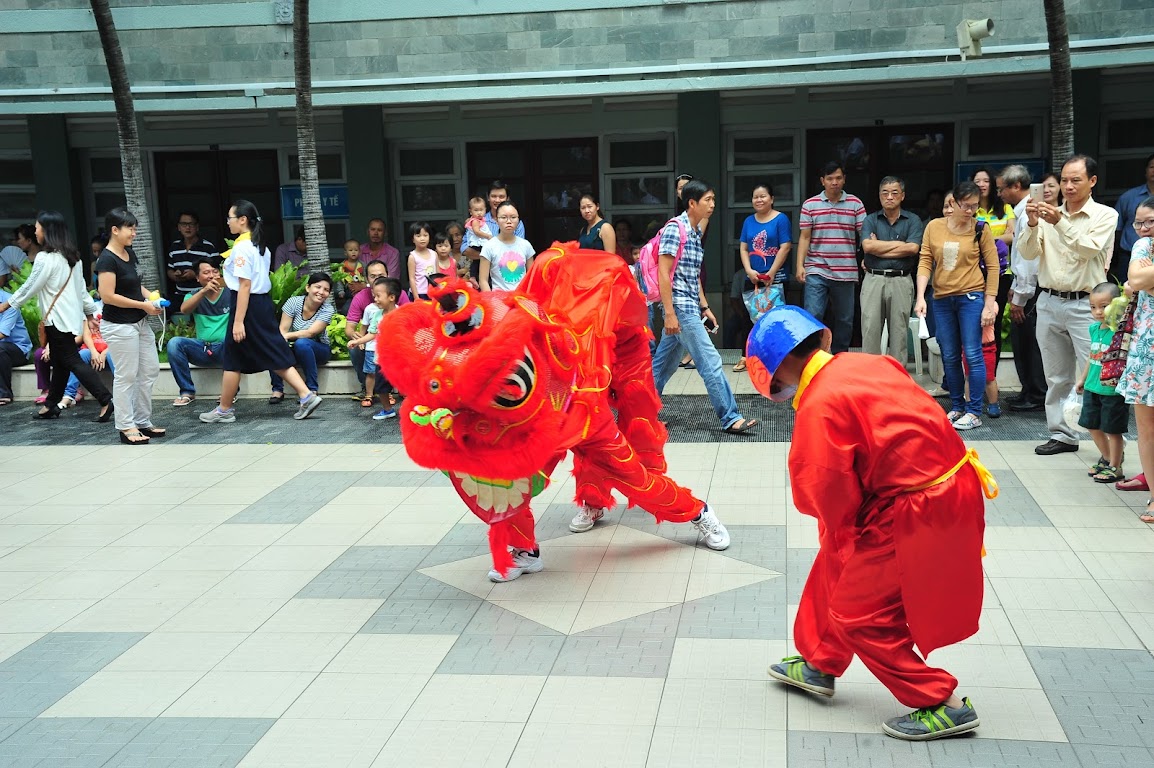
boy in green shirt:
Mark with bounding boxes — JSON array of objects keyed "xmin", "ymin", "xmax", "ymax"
[{"xmin": 1077, "ymin": 282, "xmax": 1128, "ymax": 482}]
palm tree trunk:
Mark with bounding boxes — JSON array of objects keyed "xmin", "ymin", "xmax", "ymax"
[
  {"xmin": 1043, "ymin": 0, "xmax": 1074, "ymax": 169},
  {"xmin": 294, "ymin": 0, "xmax": 328, "ymax": 274},
  {"xmin": 89, "ymin": 0, "xmax": 158, "ymax": 288}
]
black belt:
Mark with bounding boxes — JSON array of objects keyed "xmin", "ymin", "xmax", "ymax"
[
  {"xmin": 865, "ymin": 268, "xmax": 913, "ymax": 277},
  {"xmin": 1039, "ymin": 286, "xmax": 1089, "ymax": 300}
]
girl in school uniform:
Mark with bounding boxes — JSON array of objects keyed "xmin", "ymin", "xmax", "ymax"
[{"xmin": 199, "ymin": 199, "xmax": 323, "ymax": 423}]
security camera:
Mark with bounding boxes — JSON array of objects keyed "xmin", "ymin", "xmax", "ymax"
[{"xmin": 957, "ymin": 18, "xmax": 994, "ymax": 60}]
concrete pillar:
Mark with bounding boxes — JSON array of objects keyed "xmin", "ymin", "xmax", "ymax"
[
  {"xmin": 342, "ymin": 105, "xmax": 391, "ymax": 242},
  {"xmin": 676, "ymin": 91, "xmax": 723, "ymax": 292},
  {"xmin": 1072, "ymin": 68, "xmax": 1102, "ymax": 158},
  {"xmin": 28, "ymin": 115, "xmax": 84, "ymax": 238}
]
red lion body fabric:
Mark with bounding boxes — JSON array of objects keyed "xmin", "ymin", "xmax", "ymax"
[{"xmin": 376, "ymin": 243, "xmax": 705, "ymax": 575}]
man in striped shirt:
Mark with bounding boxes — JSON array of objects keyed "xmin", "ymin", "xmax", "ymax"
[{"xmin": 796, "ymin": 161, "xmax": 867, "ymax": 353}]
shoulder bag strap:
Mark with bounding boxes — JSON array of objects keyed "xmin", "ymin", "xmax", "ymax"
[{"xmin": 43, "ymin": 263, "xmax": 74, "ymax": 324}]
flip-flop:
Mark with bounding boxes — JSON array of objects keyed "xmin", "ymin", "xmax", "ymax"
[
  {"xmin": 724, "ymin": 418, "xmax": 759, "ymax": 435},
  {"xmin": 733, "ymin": 361, "xmax": 747, "ymax": 373},
  {"xmin": 172, "ymin": 395, "xmax": 194, "ymax": 407},
  {"xmin": 0, "ymin": 398, "xmax": 11, "ymax": 407},
  {"xmin": 1117, "ymin": 473, "xmax": 1148, "ymax": 491},
  {"xmin": 1143, "ymin": 500, "xmax": 1154, "ymax": 524}
]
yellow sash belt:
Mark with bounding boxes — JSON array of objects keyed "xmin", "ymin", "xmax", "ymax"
[{"xmin": 904, "ymin": 448, "xmax": 997, "ymax": 557}]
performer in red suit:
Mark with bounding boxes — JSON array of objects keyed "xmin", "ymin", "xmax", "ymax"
[{"xmin": 746, "ymin": 306, "xmax": 997, "ymax": 741}]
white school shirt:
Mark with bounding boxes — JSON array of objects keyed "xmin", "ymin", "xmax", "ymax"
[{"xmin": 223, "ymin": 237, "xmax": 273, "ymax": 294}]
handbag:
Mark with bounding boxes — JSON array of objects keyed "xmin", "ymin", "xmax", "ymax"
[
  {"xmin": 37, "ymin": 266, "xmax": 73, "ymax": 348},
  {"xmin": 1098, "ymin": 294, "xmax": 1137, "ymax": 388},
  {"xmin": 743, "ymin": 282, "xmax": 783, "ymax": 322}
]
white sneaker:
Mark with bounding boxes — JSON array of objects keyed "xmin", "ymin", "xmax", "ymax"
[
  {"xmin": 569, "ymin": 505, "xmax": 605, "ymax": 533},
  {"xmin": 953, "ymin": 413, "xmax": 982, "ymax": 431},
  {"xmin": 487, "ymin": 549, "xmax": 544, "ymax": 583},
  {"xmin": 199, "ymin": 407, "xmax": 236, "ymax": 424},
  {"xmin": 691, "ymin": 504, "xmax": 730, "ymax": 550}
]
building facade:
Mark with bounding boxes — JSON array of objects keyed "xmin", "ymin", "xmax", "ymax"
[{"xmin": 1, "ymin": 0, "xmax": 1152, "ymax": 322}]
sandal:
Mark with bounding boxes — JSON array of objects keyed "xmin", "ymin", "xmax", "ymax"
[
  {"xmin": 1142, "ymin": 500, "xmax": 1154, "ymax": 524},
  {"xmin": 34, "ymin": 393, "xmax": 48, "ymax": 405},
  {"xmin": 1092, "ymin": 466, "xmax": 1123, "ymax": 483},
  {"xmin": 1117, "ymin": 473, "xmax": 1148, "ymax": 492},
  {"xmin": 946, "ymin": 410, "xmax": 962, "ymax": 422},
  {"xmin": 360, "ymin": 397, "xmax": 374, "ymax": 408},
  {"xmin": 723, "ymin": 418, "xmax": 760, "ymax": 435},
  {"xmin": 172, "ymin": 395, "xmax": 195, "ymax": 407},
  {"xmin": 119, "ymin": 429, "xmax": 150, "ymax": 445},
  {"xmin": 268, "ymin": 393, "xmax": 285, "ymax": 405},
  {"xmin": 1088, "ymin": 457, "xmax": 1108, "ymax": 477},
  {"xmin": 0, "ymin": 398, "xmax": 11, "ymax": 407},
  {"xmin": 733, "ymin": 360, "xmax": 747, "ymax": 373},
  {"xmin": 138, "ymin": 426, "xmax": 166, "ymax": 438}
]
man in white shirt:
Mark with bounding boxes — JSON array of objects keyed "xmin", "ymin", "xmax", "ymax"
[
  {"xmin": 1020, "ymin": 155, "xmax": 1119, "ymax": 455},
  {"xmin": 997, "ymin": 165, "xmax": 1046, "ymax": 411}
]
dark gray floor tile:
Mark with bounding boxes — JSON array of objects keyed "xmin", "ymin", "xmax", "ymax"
[
  {"xmin": 1071, "ymin": 743, "xmax": 1154, "ymax": 767},
  {"xmin": 359, "ymin": 598, "xmax": 481, "ymax": 634},
  {"xmin": 568, "ymin": 604, "xmax": 683, "ymax": 639},
  {"xmin": 678, "ymin": 578, "xmax": 788, "ymax": 640},
  {"xmin": 925, "ymin": 737, "xmax": 1080, "ymax": 767},
  {"xmin": 437, "ymin": 634, "xmax": 566, "ymax": 675},
  {"xmin": 787, "ymin": 548, "xmax": 819, "ymax": 603},
  {"xmin": 0, "ymin": 633, "xmax": 145, "ymax": 718},
  {"xmin": 983, "ymin": 485, "xmax": 1052, "ymax": 527},
  {"xmin": 551, "ymin": 634, "xmax": 675, "ymax": 677},
  {"xmin": 355, "ymin": 470, "xmax": 446, "ymax": 487},
  {"xmin": 325, "ymin": 546, "xmax": 433, "ymax": 571},
  {"xmin": 1025, "ymin": 647, "xmax": 1154, "ymax": 695},
  {"xmin": 462, "ymin": 602, "xmax": 564, "ymax": 636},
  {"xmin": 0, "ymin": 717, "xmax": 150, "ymax": 766},
  {"xmin": 390, "ymin": 572, "xmax": 485, "ymax": 602},
  {"xmin": 294, "ymin": 568, "xmax": 408, "ymax": 599},
  {"xmin": 102, "ymin": 717, "xmax": 275, "ymax": 767},
  {"xmin": 0, "ymin": 717, "xmax": 30, "ymax": 743},
  {"xmin": 1045, "ymin": 690, "xmax": 1154, "ymax": 748},
  {"xmin": 419, "ymin": 543, "xmax": 491, "ymax": 568}
]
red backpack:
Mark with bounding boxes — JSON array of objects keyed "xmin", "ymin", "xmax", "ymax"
[{"xmin": 636, "ymin": 217, "xmax": 688, "ymax": 303}]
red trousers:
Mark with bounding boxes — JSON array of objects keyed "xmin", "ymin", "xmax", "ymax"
[
  {"xmin": 573, "ymin": 325, "xmax": 703, "ymax": 524},
  {"xmin": 794, "ymin": 510, "xmax": 958, "ymax": 708}
]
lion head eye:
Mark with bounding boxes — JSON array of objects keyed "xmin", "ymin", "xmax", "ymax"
[{"xmin": 493, "ymin": 351, "xmax": 536, "ymax": 409}]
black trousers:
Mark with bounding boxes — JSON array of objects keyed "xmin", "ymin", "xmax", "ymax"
[
  {"xmin": 1010, "ymin": 294, "xmax": 1047, "ymax": 403},
  {"xmin": 44, "ymin": 324, "xmax": 111, "ymax": 407},
  {"xmin": 1109, "ymin": 248, "xmax": 1131, "ymax": 289},
  {"xmin": 0, "ymin": 340, "xmax": 30, "ymax": 399}
]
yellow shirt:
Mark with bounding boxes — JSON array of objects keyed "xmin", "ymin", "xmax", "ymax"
[
  {"xmin": 917, "ymin": 218, "xmax": 1000, "ymax": 298},
  {"xmin": 1019, "ymin": 197, "xmax": 1117, "ymax": 293}
]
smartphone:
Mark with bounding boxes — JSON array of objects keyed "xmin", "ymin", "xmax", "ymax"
[
  {"xmin": 702, "ymin": 315, "xmax": 719, "ymax": 333},
  {"xmin": 1029, "ymin": 183, "xmax": 1044, "ymax": 203}
]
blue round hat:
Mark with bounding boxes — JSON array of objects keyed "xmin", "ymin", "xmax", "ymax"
[{"xmin": 745, "ymin": 306, "xmax": 831, "ymax": 399}]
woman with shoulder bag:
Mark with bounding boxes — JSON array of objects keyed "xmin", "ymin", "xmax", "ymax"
[
  {"xmin": 96, "ymin": 207, "xmax": 165, "ymax": 445},
  {"xmin": 0, "ymin": 210, "xmax": 113, "ymax": 422}
]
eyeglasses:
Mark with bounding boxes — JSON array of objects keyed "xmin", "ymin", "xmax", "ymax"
[
  {"xmin": 497, "ymin": 215, "xmax": 518, "ymax": 221},
  {"xmin": 226, "ymin": 215, "xmax": 238, "ymax": 221},
  {"xmin": 880, "ymin": 191, "xmax": 902, "ymax": 198},
  {"xmin": 178, "ymin": 221, "xmax": 197, "ymax": 227},
  {"xmin": 1134, "ymin": 219, "xmax": 1154, "ymax": 231}
]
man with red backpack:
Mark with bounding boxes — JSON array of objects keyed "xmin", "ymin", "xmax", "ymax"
[{"xmin": 650, "ymin": 179, "xmax": 759, "ymax": 434}]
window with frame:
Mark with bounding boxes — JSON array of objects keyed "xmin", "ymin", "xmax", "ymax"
[
  {"xmin": 1101, "ymin": 114, "xmax": 1154, "ymax": 200},
  {"xmin": 281, "ymin": 148, "xmax": 349, "ymax": 258},
  {"xmin": 602, "ymin": 134, "xmax": 673, "ymax": 251},
  {"xmin": 394, "ymin": 143, "xmax": 463, "ymax": 247},
  {"xmin": 84, "ymin": 153, "xmax": 126, "ymax": 242},
  {"xmin": 965, "ymin": 123, "xmax": 1040, "ymax": 159},
  {"xmin": 725, "ymin": 131, "xmax": 801, "ymax": 275}
]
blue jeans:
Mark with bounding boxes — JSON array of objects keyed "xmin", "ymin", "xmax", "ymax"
[
  {"xmin": 64, "ymin": 348, "xmax": 115, "ymax": 399},
  {"xmin": 933, "ymin": 292, "xmax": 985, "ymax": 416},
  {"xmin": 652, "ymin": 304, "xmax": 743, "ymax": 429},
  {"xmin": 166, "ymin": 337, "xmax": 224, "ymax": 396},
  {"xmin": 270, "ymin": 337, "xmax": 330, "ymax": 393},
  {"xmin": 803, "ymin": 274, "xmax": 856, "ymax": 354}
]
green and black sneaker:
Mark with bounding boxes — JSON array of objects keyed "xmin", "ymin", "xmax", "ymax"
[
  {"xmin": 767, "ymin": 655, "xmax": 835, "ymax": 697},
  {"xmin": 882, "ymin": 697, "xmax": 980, "ymax": 741}
]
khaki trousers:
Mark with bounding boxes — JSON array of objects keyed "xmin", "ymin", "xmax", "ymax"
[{"xmin": 860, "ymin": 272, "xmax": 914, "ymax": 360}]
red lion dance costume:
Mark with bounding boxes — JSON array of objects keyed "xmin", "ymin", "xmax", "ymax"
[{"xmin": 377, "ymin": 243, "xmax": 728, "ymax": 580}]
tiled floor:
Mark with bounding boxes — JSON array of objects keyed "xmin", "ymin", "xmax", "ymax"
[{"xmin": 2, "ymin": 395, "xmax": 1154, "ymax": 765}]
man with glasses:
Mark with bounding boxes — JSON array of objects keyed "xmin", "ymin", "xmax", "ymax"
[
  {"xmin": 166, "ymin": 211, "xmax": 218, "ymax": 306},
  {"xmin": 1021, "ymin": 154, "xmax": 1120, "ymax": 455},
  {"xmin": 859, "ymin": 176, "xmax": 923, "ymax": 362}
]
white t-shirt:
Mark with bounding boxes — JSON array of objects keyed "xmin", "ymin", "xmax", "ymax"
[
  {"xmin": 480, "ymin": 236, "xmax": 535, "ymax": 291},
  {"xmin": 362, "ymin": 304, "xmax": 384, "ymax": 353},
  {"xmin": 223, "ymin": 238, "xmax": 272, "ymax": 294}
]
